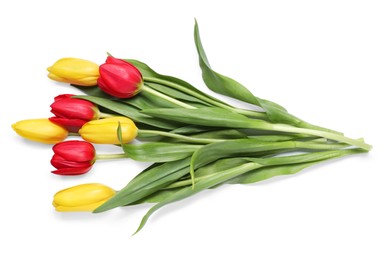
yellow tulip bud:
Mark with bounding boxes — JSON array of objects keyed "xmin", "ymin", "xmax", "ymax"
[
  {"xmin": 47, "ymin": 58, "xmax": 99, "ymax": 86},
  {"xmin": 53, "ymin": 183, "xmax": 116, "ymax": 212},
  {"xmin": 12, "ymin": 118, "xmax": 68, "ymax": 144},
  {"xmin": 79, "ymin": 116, "xmax": 138, "ymax": 144}
]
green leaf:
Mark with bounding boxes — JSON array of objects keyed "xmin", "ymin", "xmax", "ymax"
[
  {"xmin": 142, "ymin": 107, "xmax": 264, "ymax": 129},
  {"xmin": 133, "ymin": 148, "xmax": 365, "ymax": 234},
  {"xmin": 171, "ymin": 125, "xmax": 219, "ymax": 134},
  {"xmin": 193, "ymin": 20, "xmax": 343, "ymax": 135},
  {"xmin": 190, "ymin": 129, "xmax": 247, "ymax": 139},
  {"xmin": 94, "ymin": 157, "xmax": 191, "ymax": 213},
  {"xmin": 189, "ymin": 139, "xmax": 352, "ymax": 185},
  {"xmin": 124, "ymin": 59, "xmax": 232, "ymax": 107},
  {"xmin": 127, "ymin": 188, "xmax": 184, "ymax": 205},
  {"xmin": 146, "ymin": 82, "xmax": 211, "ymax": 106},
  {"xmin": 133, "ymin": 162, "xmax": 261, "ymax": 234},
  {"xmin": 122, "ymin": 142, "xmax": 201, "ymax": 162},
  {"xmin": 75, "ymin": 95, "xmax": 183, "ymax": 130},
  {"xmin": 231, "ymin": 149, "xmax": 366, "ymax": 184},
  {"xmin": 189, "ymin": 139, "xmax": 295, "ymax": 177}
]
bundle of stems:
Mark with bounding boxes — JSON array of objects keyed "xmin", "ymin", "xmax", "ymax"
[{"xmin": 70, "ymin": 21, "xmax": 371, "ymax": 233}]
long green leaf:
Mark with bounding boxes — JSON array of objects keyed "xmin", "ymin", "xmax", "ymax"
[
  {"xmin": 122, "ymin": 142, "xmax": 201, "ymax": 162},
  {"xmin": 134, "ymin": 148, "xmax": 364, "ymax": 234},
  {"xmin": 146, "ymin": 82, "xmax": 211, "ymax": 106},
  {"xmin": 94, "ymin": 157, "xmax": 191, "ymax": 213},
  {"xmin": 134, "ymin": 162, "xmax": 261, "ymax": 234},
  {"xmin": 189, "ymin": 139, "xmax": 351, "ymax": 184},
  {"xmin": 231, "ymin": 149, "xmax": 366, "ymax": 184},
  {"xmin": 194, "ymin": 20, "xmax": 343, "ymax": 134},
  {"xmin": 75, "ymin": 95, "xmax": 183, "ymax": 130},
  {"xmin": 142, "ymin": 107, "xmax": 263, "ymax": 128}
]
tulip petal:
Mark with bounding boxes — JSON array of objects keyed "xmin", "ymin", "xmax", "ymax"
[
  {"xmin": 49, "ymin": 117, "xmax": 87, "ymax": 133},
  {"xmin": 53, "ymin": 183, "xmax": 115, "ymax": 208},
  {"xmin": 12, "ymin": 118, "xmax": 68, "ymax": 144},
  {"xmin": 52, "ymin": 140, "xmax": 95, "ymax": 162},
  {"xmin": 52, "ymin": 166, "xmax": 93, "ymax": 175}
]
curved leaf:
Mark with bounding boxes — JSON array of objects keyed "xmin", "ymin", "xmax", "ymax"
[
  {"xmin": 94, "ymin": 157, "xmax": 191, "ymax": 213},
  {"xmin": 194, "ymin": 20, "xmax": 343, "ymax": 135},
  {"xmin": 124, "ymin": 59, "xmax": 232, "ymax": 107}
]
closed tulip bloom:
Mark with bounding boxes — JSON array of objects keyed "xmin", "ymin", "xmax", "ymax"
[
  {"xmin": 12, "ymin": 118, "xmax": 68, "ymax": 144},
  {"xmin": 97, "ymin": 56, "xmax": 143, "ymax": 98},
  {"xmin": 47, "ymin": 58, "xmax": 99, "ymax": 86},
  {"xmin": 49, "ymin": 94, "xmax": 99, "ymax": 132},
  {"xmin": 51, "ymin": 140, "xmax": 96, "ymax": 175},
  {"xmin": 53, "ymin": 183, "xmax": 116, "ymax": 212},
  {"xmin": 79, "ymin": 116, "xmax": 138, "ymax": 144}
]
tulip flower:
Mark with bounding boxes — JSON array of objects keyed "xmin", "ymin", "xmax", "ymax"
[
  {"xmin": 51, "ymin": 140, "xmax": 96, "ymax": 175},
  {"xmin": 79, "ymin": 116, "xmax": 138, "ymax": 144},
  {"xmin": 97, "ymin": 56, "xmax": 143, "ymax": 98},
  {"xmin": 12, "ymin": 118, "xmax": 68, "ymax": 144},
  {"xmin": 49, "ymin": 94, "xmax": 100, "ymax": 132},
  {"xmin": 53, "ymin": 183, "xmax": 116, "ymax": 212},
  {"xmin": 47, "ymin": 58, "xmax": 99, "ymax": 86}
]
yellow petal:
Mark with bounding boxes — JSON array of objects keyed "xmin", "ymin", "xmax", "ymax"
[
  {"xmin": 53, "ymin": 183, "xmax": 115, "ymax": 210},
  {"xmin": 12, "ymin": 118, "xmax": 68, "ymax": 144},
  {"xmin": 47, "ymin": 57, "xmax": 99, "ymax": 86},
  {"xmin": 79, "ymin": 117, "xmax": 138, "ymax": 144}
]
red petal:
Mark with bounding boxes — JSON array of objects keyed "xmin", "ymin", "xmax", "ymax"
[
  {"xmin": 52, "ymin": 140, "xmax": 95, "ymax": 162},
  {"xmin": 49, "ymin": 117, "xmax": 86, "ymax": 132},
  {"xmin": 52, "ymin": 166, "xmax": 93, "ymax": 176}
]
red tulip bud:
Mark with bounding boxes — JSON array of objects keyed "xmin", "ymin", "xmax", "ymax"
[
  {"xmin": 49, "ymin": 94, "xmax": 99, "ymax": 132},
  {"xmin": 97, "ymin": 56, "xmax": 143, "ymax": 98},
  {"xmin": 51, "ymin": 140, "xmax": 96, "ymax": 175}
]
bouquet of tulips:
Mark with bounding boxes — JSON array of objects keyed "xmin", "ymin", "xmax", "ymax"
[{"xmin": 12, "ymin": 21, "xmax": 372, "ymax": 234}]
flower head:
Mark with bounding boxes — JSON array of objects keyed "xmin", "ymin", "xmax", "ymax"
[
  {"xmin": 97, "ymin": 56, "xmax": 143, "ymax": 98},
  {"xmin": 12, "ymin": 118, "xmax": 68, "ymax": 144},
  {"xmin": 47, "ymin": 58, "xmax": 99, "ymax": 86},
  {"xmin": 53, "ymin": 183, "xmax": 115, "ymax": 212},
  {"xmin": 78, "ymin": 116, "xmax": 138, "ymax": 144},
  {"xmin": 51, "ymin": 140, "xmax": 96, "ymax": 175},
  {"xmin": 49, "ymin": 94, "xmax": 99, "ymax": 132}
]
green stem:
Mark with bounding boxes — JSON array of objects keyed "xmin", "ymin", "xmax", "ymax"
[
  {"xmin": 143, "ymin": 76, "xmax": 267, "ymax": 119},
  {"xmin": 95, "ymin": 153, "xmax": 128, "ymax": 160},
  {"xmin": 143, "ymin": 85, "xmax": 196, "ymax": 109},
  {"xmin": 264, "ymin": 122, "xmax": 372, "ymax": 151},
  {"xmin": 138, "ymin": 129, "xmax": 225, "ymax": 144}
]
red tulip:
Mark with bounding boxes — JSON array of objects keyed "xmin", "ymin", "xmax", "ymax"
[
  {"xmin": 97, "ymin": 56, "xmax": 143, "ymax": 98},
  {"xmin": 49, "ymin": 94, "xmax": 99, "ymax": 132},
  {"xmin": 51, "ymin": 140, "xmax": 96, "ymax": 175}
]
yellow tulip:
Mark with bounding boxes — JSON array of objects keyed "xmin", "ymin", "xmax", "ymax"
[
  {"xmin": 79, "ymin": 116, "xmax": 138, "ymax": 144},
  {"xmin": 12, "ymin": 118, "xmax": 68, "ymax": 144},
  {"xmin": 53, "ymin": 183, "xmax": 116, "ymax": 212},
  {"xmin": 47, "ymin": 58, "xmax": 99, "ymax": 86}
]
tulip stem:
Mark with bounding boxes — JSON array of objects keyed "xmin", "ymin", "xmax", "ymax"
[
  {"xmin": 138, "ymin": 129, "xmax": 226, "ymax": 144},
  {"xmin": 143, "ymin": 85, "xmax": 196, "ymax": 109},
  {"xmin": 95, "ymin": 153, "xmax": 128, "ymax": 160},
  {"xmin": 143, "ymin": 76, "xmax": 268, "ymax": 119}
]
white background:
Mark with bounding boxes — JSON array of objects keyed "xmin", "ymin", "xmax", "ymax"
[{"xmin": 0, "ymin": 0, "xmax": 389, "ymax": 259}]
